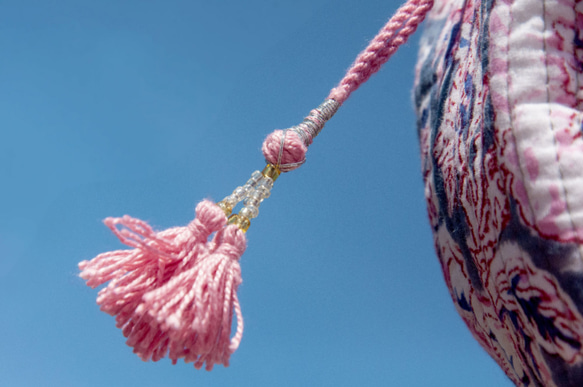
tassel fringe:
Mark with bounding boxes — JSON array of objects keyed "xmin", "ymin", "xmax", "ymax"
[{"xmin": 79, "ymin": 200, "xmax": 245, "ymax": 369}]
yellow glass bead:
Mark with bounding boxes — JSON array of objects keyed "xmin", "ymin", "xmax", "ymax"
[
  {"xmin": 217, "ymin": 201, "xmax": 233, "ymax": 217},
  {"xmin": 228, "ymin": 214, "xmax": 251, "ymax": 232},
  {"xmin": 262, "ymin": 164, "xmax": 281, "ymax": 182}
]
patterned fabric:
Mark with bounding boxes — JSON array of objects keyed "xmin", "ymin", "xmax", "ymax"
[{"xmin": 414, "ymin": 0, "xmax": 583, "ymax": 385}]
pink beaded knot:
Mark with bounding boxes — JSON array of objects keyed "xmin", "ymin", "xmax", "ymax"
[
  {"xmin": 262, "ymin": 130, "xmax": 307, "ymax": 172},
  {"xmin": 261, "ymin": 99, "xmax": 340, "ymax": 172}
]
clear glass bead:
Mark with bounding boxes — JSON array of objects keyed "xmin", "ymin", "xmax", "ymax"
[
  {"xmin": 244, "ymin": 197, "xmax": 260, "ymax": 208},
  {"xmin": 256, "ymin": 186, "xmax": 270, "ymax": 199},
  {"xmin": 250, "ymin": 171, "xmax": 263, "ymax": 184},
  {"xmin": 258, "ymin": 177, "xmax": 274, "ymax": 190},
  {"xmin": 232, "ymin": 186, "xmax": 247, "ymax": 201},
  {"xmin": 240, "ymin": 205, "xmax": 259, "ymax": 219},
  {"xmin": 251, "ymin": 189, "xmax": 264, "ymax": 202},
  {"xmin": 225, "ymin": 195, "xmax": 238, "ymax": 206}
]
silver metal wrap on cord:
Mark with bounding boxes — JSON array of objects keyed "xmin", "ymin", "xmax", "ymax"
[{"xmin": 289, "ymin": 99, "xmax": 340, "ymax": 147}]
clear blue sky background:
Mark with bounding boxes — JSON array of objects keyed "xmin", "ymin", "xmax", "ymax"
[{"xmin": 1, "ymin": 1, "xmax": 513, "ymax": 386}]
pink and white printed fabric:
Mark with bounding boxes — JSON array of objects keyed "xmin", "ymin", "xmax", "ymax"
[{"xmin": 414, "ymin": 0, "xmax": 583, "ymax": 385}]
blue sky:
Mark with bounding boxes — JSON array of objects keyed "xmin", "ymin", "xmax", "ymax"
[{"xmin": 0, "ymin": 1, "xmax": 513, "ymax": 386}]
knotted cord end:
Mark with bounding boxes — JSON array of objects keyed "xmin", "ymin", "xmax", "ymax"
[{"xmin": 262, "ymin": 99, "xmax": 340, "ymax": 172}]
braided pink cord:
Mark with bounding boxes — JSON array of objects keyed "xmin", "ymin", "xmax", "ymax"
[
  {"xmin": 328, "ymin": 0, "xmax": 434, "ymax": 104},
  {"xmin": 263, "ymin": 0, "xmax": 434, "ymax": 170}
]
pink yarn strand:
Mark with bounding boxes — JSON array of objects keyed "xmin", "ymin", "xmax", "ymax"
[{"xmin": 328, "ymin": 0, "xmax": 434, "ymax": 104}]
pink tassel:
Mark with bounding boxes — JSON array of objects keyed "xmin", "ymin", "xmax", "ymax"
[
  {"xmin": 141, "ymin": 224, "xmax": 245, "ymax": 370},
  {"xmin": 79, "ymin": 200, "xmax": 229, "ymax": 362}
]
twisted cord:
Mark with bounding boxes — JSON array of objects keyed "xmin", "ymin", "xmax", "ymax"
[{"xmin": 328, "ymin": 0, "xmax": 434, "ymax": 104}]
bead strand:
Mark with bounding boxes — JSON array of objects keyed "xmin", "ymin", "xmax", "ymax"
[
  {"xmin": 219, "ymin": 164, "xmax": 280, "ymax": 232},
  {"xmin": 217, "ymin": 170, "xmax": 264, "ymax": 217}
]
